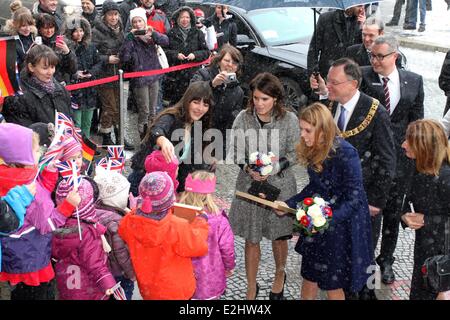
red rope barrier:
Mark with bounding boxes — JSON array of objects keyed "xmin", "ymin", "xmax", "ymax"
[{"xmin": 65, "ymin": 58, "xmax": 210, "ymax": 92}]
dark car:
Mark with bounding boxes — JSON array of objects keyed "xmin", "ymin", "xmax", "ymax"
[{"xmin": 186, "ymin": 2, "xmax": 315, "ymax": 112}]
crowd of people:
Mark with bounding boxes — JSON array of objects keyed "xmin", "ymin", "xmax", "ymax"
[{"xmin": 0, "ymin": 0, "xmax": 450, "ymax": 301}]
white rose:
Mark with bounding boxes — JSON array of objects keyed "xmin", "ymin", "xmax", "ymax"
[
  {"xmin": 260, "ymin": 165, "xmax": 273, "ymax": 176},
  {"xmin": 312, "ymin": 215, "xmax": 327, "ymax": 228},
  {"xmin": 260, "ymin": 154, "xmax": 272, "ymax": 165},
  {"xmin": 313, "ymin": 197, "xmax": 326, "ymax": 207},
  {"xmin": 296, "ymin": 209, "xmax": 306, "ymax": 221},
  {"xmin": 249, "ymin": 152, "xmax": 258, "ymax": 163},
  {"xmin": 307, "ymin": 204, "xmax": 322, "ymax": 218}
]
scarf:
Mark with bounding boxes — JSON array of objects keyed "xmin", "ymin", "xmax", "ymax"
[
  {"xmin": 179, "ymin": 25, "xmax": 191, "ymax": 42},
  {"xmin": 30, "ymin": 75, "xmax": 55, "ymax": 94}
]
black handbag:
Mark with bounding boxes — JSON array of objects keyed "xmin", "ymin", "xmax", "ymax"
[
  {"xmin": 422, "ymin": 218, "xmax": 450, "ymax": 293},
  {"xmin": 247, "ymin": 180, "xmax": 281, "ymax": 202}
]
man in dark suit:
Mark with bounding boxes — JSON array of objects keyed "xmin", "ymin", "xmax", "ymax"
[
  {"xmin": 311, "ymin": 58, "xmax": 397, "ymax": 300},
  {"xmin": 359, "ymin": 35, "xmax": 424, "ymax": 285},
  {"xmin": 307, "ymin": 6, "xmax": 366, "ymax": 77},
  {"xmin": 345, "ymin": 17, "xmax": 406, "ymax": 69},
  {"xmin": 438, "ymin": 49, "xmax": 450, "ymax": 115}
]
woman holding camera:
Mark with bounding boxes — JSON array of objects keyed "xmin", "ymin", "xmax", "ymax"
[
  {"xmin": 35, "ymin": 13, "xmax": 77, "ymax": 85},
  {"xmin": 400, "ymin": 120, "xmax": 450, "ymax": 300},
  {"xmin": 120, "ymin": 8, "xmax": 169, "ymax": 141},
  {"xmin": 228, "ymin": 73, "xmax": 299, "ymax": 300},
  {"xmin": 165, "ymin": 6, "xmax": 210, "ymax": 106},
  {"xmin": 190, "ymin": 44, "xmax": 244, "ymax": 158}
]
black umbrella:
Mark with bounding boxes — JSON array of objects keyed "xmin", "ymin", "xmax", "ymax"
[{"xmin": 195, "ymin": 0, "xmax": 379, "ymax": 11}]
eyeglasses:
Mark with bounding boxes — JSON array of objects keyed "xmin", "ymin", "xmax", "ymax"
[
  {"xmin": 327, "ymin": 79, "xmax": 354, "ymax": 86},
  {"xmin": 368, "ymin": 51, "xmax": 395, "ymax": 61}
]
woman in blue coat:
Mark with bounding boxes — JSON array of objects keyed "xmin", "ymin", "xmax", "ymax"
[{"xmin": 276, "ymin": 103, "xmax": 373, "ymax": 299}]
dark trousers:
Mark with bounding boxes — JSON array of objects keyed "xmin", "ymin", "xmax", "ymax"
[
  {"xmin": 11, "ymin": 281, "xmax": 55, "ymax": 300},
  {"xmin": 390, "ymin": 0, "xmax": 411, "ymax": 23}
]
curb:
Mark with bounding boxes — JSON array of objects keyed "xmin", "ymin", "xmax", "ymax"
[{"xmin": 397, "ymin": 37, "xmax": 450, "ymax": 53}]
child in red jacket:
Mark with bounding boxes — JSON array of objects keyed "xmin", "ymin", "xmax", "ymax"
[{"xmin": 119, "ymin": 171, "xmax": 209, "ymax": 300}]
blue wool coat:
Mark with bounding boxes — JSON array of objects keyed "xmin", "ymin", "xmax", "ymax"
[{"xmin": 286, "ymin": 138, "xmax": 373, "ymax": 292}]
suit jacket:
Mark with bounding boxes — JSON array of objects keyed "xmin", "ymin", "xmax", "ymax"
[
  {"xmin": 345, "ymin": 44, "xmax": 407, "ymax": 70},
  {"xmin": 360, "ymin": 66, "xmax": 424, "ymax": 180},
  {"xmin": 439, "ymin": 50, "xmax": 450, "ymax": 114},
  {"xmin": 326, "ymin": 92, "xmax": 396, "ymax": 209},
  {"xmin": 307, "ymin": 10, "xmax": 362, "ymax": 76}
]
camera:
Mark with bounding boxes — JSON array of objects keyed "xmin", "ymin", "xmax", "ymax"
[
  {"xmin": 225, "ymin": 72, "xmax": 237, "ymax": 83},
  {"xmin": 56, "ymin": 35, "xmax": 64, "ymax": 44},
  {"xmin": 133, "ymin": 29, "xmax": 147, "ymax": 36}
]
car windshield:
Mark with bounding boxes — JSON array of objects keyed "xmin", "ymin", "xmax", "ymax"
[{"xmin": 247, "ymin": 7, "xmax": 315, "ymax": 46}]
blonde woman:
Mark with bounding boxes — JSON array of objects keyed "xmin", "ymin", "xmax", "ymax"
[
  {"xmin": 179, "ymin": 171, "xmax": 235, "ymax": 300},
  {"xmin": 275, "ymin": 103, "xmax": 373, "ymax": 300},
  {"xmin": 400, "ymin": 120, "xmax": 450, "ymax": 300}
]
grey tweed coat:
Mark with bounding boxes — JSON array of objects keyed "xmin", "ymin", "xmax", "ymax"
[{"xmin": 228, "ymin": 109, "xmax": 300, "ymax": 243}]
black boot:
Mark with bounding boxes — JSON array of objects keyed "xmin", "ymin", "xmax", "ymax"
[
  {"xmin": 101, "ymin": 132, "xmax": 115, "ymax": 146},
  {"xmin": 114, "ymin": 126, "xmax": 135, "ymax": 150}
]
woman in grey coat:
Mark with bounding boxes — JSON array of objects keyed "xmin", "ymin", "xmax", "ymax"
[{"xmin": 228, "ymin": 73, "xmax": 300, "ymax": 300}]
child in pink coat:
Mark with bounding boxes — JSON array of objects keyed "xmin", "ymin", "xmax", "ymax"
[{"xmin": 179, "ymin": 170, "xmax": 235, "ymax": 300}]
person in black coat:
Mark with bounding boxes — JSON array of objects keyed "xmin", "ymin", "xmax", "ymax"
[
  {"xmin": 190, "ymin": 44, "xmax": 244, "ymax": 159},
  {"xmin": 311, "ymin": 57, "xmax": 396, "ymax": 300},
  {"xmin": 2, "ymin": 44, "xmax": 72, "ymax": 127},
  {"xmin": 64, "ymin": 16, "xmax": 103, "ymax": 138},
  {"xmin": 400, "ymin": 120, "xmax": 450, "ymax": 300},
  {"xmin": 307, "ymin": 6, "xmax": 365, "ymax": 77},
  {"xmin": 438, "ymin": 50, "xmax": 450, "ymax": 115},
  {"xmin": 344, "ymin": 17, "xmax": 406, "ymax": 69},
  {"xmin": 81, "ymin": 0, "xmax": 101, "ymax": 28},
  {"xmin": 35, "ymin": 13, "xmax": 78, "ymax": 85},
  {"xmin": 164, "ymin": 6, "xmax": 210, "ymax": 105},
  {"xmin": 128, "ymin": 81, "xmax": 215, "ymax": 195},
  {"xmin": 205, "ymin": 4, "xmax": 237, "ymax": 49},
  {"xmin": 359, "ymin": 35, "xmax": 424, "ymax": 283}
]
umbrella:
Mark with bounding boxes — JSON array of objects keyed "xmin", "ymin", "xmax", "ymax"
[{"xmin": 195, "ymin": 0, "xmax": 379, "ymax": 11}]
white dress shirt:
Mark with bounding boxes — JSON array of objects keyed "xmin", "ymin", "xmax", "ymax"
[
  {"xmin": 334, "ymin": 90, "xmax": 361, "ymax": 131},
  {"xmin": 378, "ymin": 68, "xmax": 401, "ymax": 115}
]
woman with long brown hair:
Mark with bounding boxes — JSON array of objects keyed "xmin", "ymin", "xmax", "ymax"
[
  {"xmin": 129, "ymin": 81, "xmax": 215, "ymax": 195},
  {"xmin": 228, "ymin": 72, "xmax": 300, "ymax": 300},
  {"xmin": 275, "ymin": 102, "xmax": 373, "ymax": 300},
  {"xmin": 400, "ymin": 119, "xmax": 450, "ymax": 300}
]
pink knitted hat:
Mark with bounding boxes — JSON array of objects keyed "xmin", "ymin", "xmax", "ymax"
[
  {"xmin": 56, "ymin": 178, "xmax": 97, "ymax": 221},
  {"xmin": 139, "ymin": 171, "xmax": 175, "ymax": 214},
  {"xmin": 60, "ymin": 137, "xmax": 82, "ymax": 162},
  {"xmin": 144, "ymin": 150, "xmax": 179, "ymax": 190}
]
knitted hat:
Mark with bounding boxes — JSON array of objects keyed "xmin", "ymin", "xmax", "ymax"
[
  {"xmin": 129, "ymin": 7, "xmax": 147, "ymax": 24},
  {"xmin": 102, "ymin": 0, "xmax": 119, "ymax": 15},
  {"xmin": 87, "ymin": 0, "xmax": 96, "ymax": 5},
  {"xmin": 60, "ymin": 137, "xmax": 82, "ymax": 162},
  {"xmin": 144, "ymin": 150, "xmax": 179, "ymax": 191},
  {"xmin": 94, "ymin": 166, "xmax": 130, "ymax": 209},
  {"xmin": 56, "ymin": 178, "xmax": 97, "ymax": 221},
  {"xmin": 139, "ymin": 171, "xmax": 175, "ymax": 214},
  {"xmin": 193, "ymin": 8, "xmax": 205, "ymax": 18},
  {"xmin": 0, "ymin": 123, "xmax": 35, "ymax": 166}
]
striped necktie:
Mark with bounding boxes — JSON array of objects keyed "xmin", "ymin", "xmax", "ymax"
[
  {"xmin": 337, "ymin": 104, "xmax": 347, "ymax": 131},
  {"xmin": 382, "ymin": 77, "xmax": 391, "ymax": 115}
]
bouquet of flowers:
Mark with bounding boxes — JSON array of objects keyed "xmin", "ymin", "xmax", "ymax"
[
  {"xmin": 293, "ymin": 196, "xmax": 333, "ymax": 236},
  {"xmin": 248, "ymin": 151, "xmax": 276, "ymax": 176}
]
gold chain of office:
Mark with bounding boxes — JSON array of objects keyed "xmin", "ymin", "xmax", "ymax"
[{"xmin": 328, "ymin": 99, "xmax": 380, "ymax": 139}]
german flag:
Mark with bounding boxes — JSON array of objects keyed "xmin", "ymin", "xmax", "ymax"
[
  {"xmin": 0, "ymin": 37, "xmax": 20, "ymax": 98},
  {"xmin": 81, "ymin": 134, "xmax": 97, "ymax": 163}
]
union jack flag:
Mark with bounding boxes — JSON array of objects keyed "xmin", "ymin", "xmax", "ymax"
[
  {"xmin": 97, "ymin": 157, "xmax": 124, "ymax": 173},
  {"xmin": 56, "ymin": 112, "xmax": 82, "ymax": 143},
  {"xmin": 56, "ymin": 160, "xmax": 81, "ymax": 187},
  {"xmin": 112, "ymin": 282, "xmax": 127, "ymax": 301},
  {"xmin": 107, "ymin": 145, "xmax": 124, "ymax": 162},
  {"xmin": 39, "ymin": 141, "xmax": 64, "ymax": 168}
]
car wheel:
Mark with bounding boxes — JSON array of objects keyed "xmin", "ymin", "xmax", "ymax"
[{"xmin": 279, "ymin": 77, "xmax": 307, "ymax": 114}]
